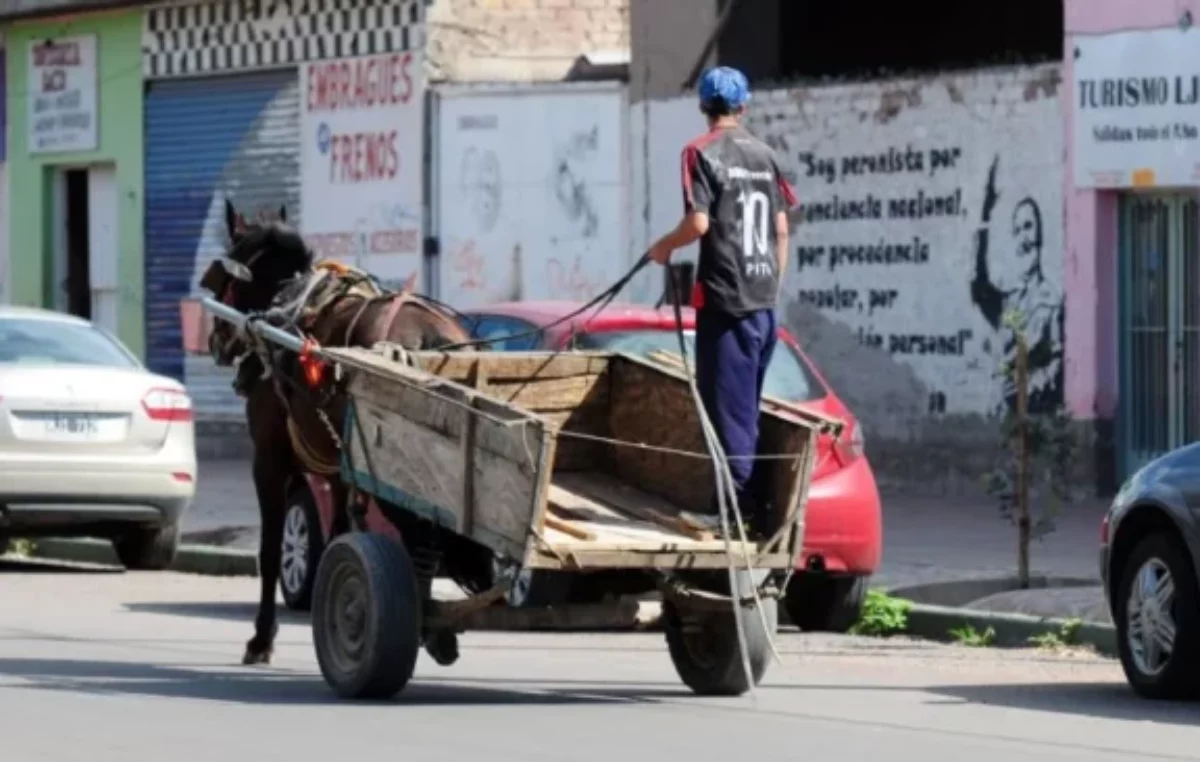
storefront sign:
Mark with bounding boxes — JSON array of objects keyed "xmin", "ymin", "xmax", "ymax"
[
  {"xmin": 1074, "ymin": 27, "xmax": 1200, "ymax": 189},
  {"xmin": 28, "ymin": 35, "xmax": 98, "ymax": 154},
  {"xmin": 300, "ymin": 52, "xmax": 424, "ymax": 290}
]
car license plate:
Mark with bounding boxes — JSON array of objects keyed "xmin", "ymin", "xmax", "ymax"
[{"xmin": 44, "ymin": 413, "xmax": 98, "ymax": 438}]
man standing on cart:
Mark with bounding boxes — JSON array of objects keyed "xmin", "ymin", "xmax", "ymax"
[{"xmin": 646, "ymin": 66, "xmax": 798, "ymax": 538}]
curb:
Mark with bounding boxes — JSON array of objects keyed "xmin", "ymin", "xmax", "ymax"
[
  {"xmin": 31, "ymin": 538, "xmax": 259, "ymax": 577},
  {"xmin": 904, "ymin": 602, "xmax": 1117, "ymax": 656},
  {"xmin": 886, "ymin": 574, "xmax": 1099, "ymax": 608}
]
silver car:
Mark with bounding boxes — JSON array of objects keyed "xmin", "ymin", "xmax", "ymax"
[{"xmin": 0, "ymin": 306, "xmax": 196, "ymax": 569}]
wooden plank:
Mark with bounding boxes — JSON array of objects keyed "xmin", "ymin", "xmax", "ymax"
[
  {"xmin": 552, "ymin": 471, "xmax": 714, "ymax": 541},
  {"xmin": 541, "ymin": 523, "xmax": 725, "ymax": 551},
  {"xmin": 606, "ymin": 356, "xmax": 716, "ymax": 513},
  {"xmin": 345, "ymin": 393, "xmax": 543, "ymax": 555},
  {"xmin": 484, "ymin": 374, "xmax": 606, "ymax": 411},
  {"xmin": 410, "ymin": 351, "xmax": 610, "ymax": 382},
  {"xmin": 544, "ymin": 514, "xmax": 595, "ymax": 541},
  {"xmin": 525, "ymin": 546, "xmax": 795, "ymax": 571},
  {"xmin": 460, "ymin": 362, "xmax": 487, "ymax": 536},
  {"xmin": 348, "ymin": 371, "xmax": 544, "ymax": 469}
]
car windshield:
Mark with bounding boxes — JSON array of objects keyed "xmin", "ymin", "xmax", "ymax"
[
  {"xmin": 0, "ymin": 317, "xmax": 138, "ymax": 368},
  {"xmin": 574, "ymin": 329, "xmax": 824, "ymax": 402}
]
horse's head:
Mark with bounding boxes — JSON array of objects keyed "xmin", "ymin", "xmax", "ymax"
[{"xmin": 199, "ymin": 199, "xmax": 312, "ymax": 365}]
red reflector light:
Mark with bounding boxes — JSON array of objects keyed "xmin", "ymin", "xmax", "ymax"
[
  {"xmin": 1100, "ymin": 515, "xmax": 1110, "ymax": 545},
  {"xmin": 171, "ymin": 471, "xmax": 194, "ymax": 483},
  {"xmin": 142, "ymin": 387, "xmax": 193, "ymax": 422}
]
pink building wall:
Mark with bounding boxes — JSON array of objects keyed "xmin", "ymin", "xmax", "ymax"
[{"xmin": 1064, "ymin": 0, "xmax": 1200, "ymax": 420}]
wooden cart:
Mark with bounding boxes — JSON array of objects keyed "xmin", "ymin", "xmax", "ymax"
[{"xmin": 304, "ymin": 342, "xmax": 834, "ymax": 700}]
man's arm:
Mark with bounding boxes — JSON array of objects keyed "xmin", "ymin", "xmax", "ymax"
[
  {"xmin": 771, "ymin": 157, "xmax": 799, "ymax": 278},
  {"xmin": 774, "ymin": 211, "xmax": 789, "ymax": 277},
  {"xmin": 649, "ymin": 212, "xmax": 709, "ymax": 263},
  {"xmin": 649, "ymin": 144, "xmax": 715, "ymax": 264}
]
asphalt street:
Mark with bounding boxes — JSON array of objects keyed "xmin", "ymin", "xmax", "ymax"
[{"xmin": 1, "ymin": 560, "xmax": 1198, "ymax": 761}]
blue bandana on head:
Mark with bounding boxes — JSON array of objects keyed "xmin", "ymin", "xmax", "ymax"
[{"xmin": 698, "ymin": 66, "xmax": 751, "ymax": 109}]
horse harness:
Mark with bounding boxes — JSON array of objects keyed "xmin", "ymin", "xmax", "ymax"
[{"xmin": 240, "ymin": 263, "xmax": 428, "ymax": 476}]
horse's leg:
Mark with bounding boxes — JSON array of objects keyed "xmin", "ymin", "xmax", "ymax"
[
  {"xmin": 244, "ymin": 448, "xmax": 288, "ymax": 665},
  {"xmin": 243, "ymin": 387, "xmax": 293, "ymax": 665}
]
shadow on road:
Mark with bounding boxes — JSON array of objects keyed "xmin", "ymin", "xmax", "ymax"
[
  {"xmin": 0, "ymin": 558, "xmax": 121, "ymax": 575},
  {"xmin": 0, "ymin": 657, "xmax": 681, "ymax": 706},
  {"xmin": 123, "ymin": 601, "xmax": 310, "ymax": 626},
  {"xmin": 123, "ymin": 601, "xmax": 669, "ymax": 650},
  {"xmin": 928, "ymin": 681, "xmax": 1200, "ymax": 726}
]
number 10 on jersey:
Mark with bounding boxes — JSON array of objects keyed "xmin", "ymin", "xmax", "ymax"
[{"xmin": 737, "ymin": 190, "xmax": 772, "ymax": 276}]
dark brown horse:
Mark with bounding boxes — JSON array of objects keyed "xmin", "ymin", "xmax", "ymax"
[{"xmin": 200, "ymin": 199, "xmax": 474, "ymax": 665}]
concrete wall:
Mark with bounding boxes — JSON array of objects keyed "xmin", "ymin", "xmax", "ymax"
[
  {"xmin": 434, "ymin": 81, "xmax": 640, "ymax": 308},
  {"xmin": 635, "ymin": 65, "xmax": 1066, "ymax": 493},
  {"xmin": 0, "ymin": 41, "xmax": 7, "ymax": 303},
  {"xmin": 428, "ymin": 0, "xmax": 629, "ymax": 83},
  {"xmin": 5, "ymin": 9, "xmax": 144, "ymax": 356},
  {"xmin": 628, "ymin": 0, "xmax": 712, "ymax": 101}
]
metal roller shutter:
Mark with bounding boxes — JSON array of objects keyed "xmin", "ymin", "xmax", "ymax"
[{"xmin": 144, "ymin": 70, "xmax": 301, "ymax": 420}]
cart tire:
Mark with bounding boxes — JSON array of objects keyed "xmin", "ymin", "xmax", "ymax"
[
  {"xmin": 312, "ymin": 532, "xmax": 422, "ymax": 700},
  {"xmin": 663, "ymin": 571, "xmax": 777, "ymax": 696}
]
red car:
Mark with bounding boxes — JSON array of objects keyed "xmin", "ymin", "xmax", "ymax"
[{"xmin": 462, "ymin": 300, "xmax": 883, "ymax": 632}]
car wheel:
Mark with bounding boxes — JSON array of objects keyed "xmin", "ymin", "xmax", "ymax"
[
  {"xmin": 1115, "ymin": 531, "xmax": 1200, "ymax": 700},
  {"xmin": 280, "ymin": 483, "xmax": 325, "ymax": 611},
  {"xmin": 785, "ymin": 573, "xmax": 868, "ymax": 633},
  {"xmin": 113, "ymin": 523, "xmax": 180, "ymax": 571}
]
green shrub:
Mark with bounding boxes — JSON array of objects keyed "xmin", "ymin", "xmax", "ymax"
[{"xmin": 849, "ymin": 589, "xmax": 912, "ymax": 636}]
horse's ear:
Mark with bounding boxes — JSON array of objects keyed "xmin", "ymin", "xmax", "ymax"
[
  {"xmin": 225, "ymin": 199, "xmax": 247, "ymax": 240},
  {"xmin": 225, "ymin": 199, "xmax": 237, "ymax": 239},
  {"xmin": 401, "ymin": 272, "xmax": 417, "ymax": 295}
]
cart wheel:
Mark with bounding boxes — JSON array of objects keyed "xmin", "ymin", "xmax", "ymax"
[
  {"xmin": 663, "ymin": 571, "xmax": 777, "ymax": 697},
  {"xmin": 312, "ymin": 532, "xmax": 422, "ymax": 700}
]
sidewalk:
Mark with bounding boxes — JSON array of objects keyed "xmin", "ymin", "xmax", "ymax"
[
  {"xmin": 876, "ymin": 494, "xmax": 1105, "ymax": 589},
  {"xmin": 185, "ymin": 460, "xmax": 1108, "ymax": 587}
]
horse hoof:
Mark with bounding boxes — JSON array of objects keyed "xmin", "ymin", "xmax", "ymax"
[
  {"xmin": 242, "ymin": 648, "xmax": 272, "ymax": 666},
  {"xmin": 424, "ymin": 629, "xmax": 459, "ymax": 667}
]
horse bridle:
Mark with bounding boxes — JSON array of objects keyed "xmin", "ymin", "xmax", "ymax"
[{"xmin": 202, "ymin": 248, "xmax": 268, "ymax": 366}]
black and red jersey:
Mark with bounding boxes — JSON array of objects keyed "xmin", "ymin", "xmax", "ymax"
[{"xmin": 682, "ymin": 125, "xmax": 798, "ymax": 314}]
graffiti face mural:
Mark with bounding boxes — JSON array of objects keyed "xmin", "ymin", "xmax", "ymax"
[
  {"xmin": 729, "ymin": 66, "xmax": 1065, "ymax": 437},
  {"xmin": 969, "ymin": 157, "xmax": 1065, "ymax": 416}
]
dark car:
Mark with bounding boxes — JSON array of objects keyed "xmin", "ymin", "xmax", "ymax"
[{"xmin": 1101, "ymin": 443, "xmax": 1200, "ymax": 699}]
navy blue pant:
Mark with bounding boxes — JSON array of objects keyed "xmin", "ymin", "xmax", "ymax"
[{"xmin": 695, "ymin": 308, "xmax": 777, "ymax": 524}]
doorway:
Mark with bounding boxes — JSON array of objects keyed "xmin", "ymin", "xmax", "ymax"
[
  {"xmin": 59, "ymin": 169, "xmax": 90, "ymax": 319},
  {"xmin": 1118, "ymin": 192, "xmax": 1200, "ymax": 477},
  {"xmin": 51, "ymin": 164, "xmax": 118, "ymax": 333}
]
